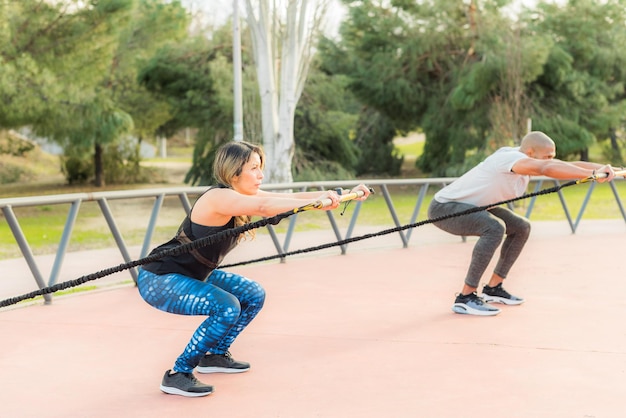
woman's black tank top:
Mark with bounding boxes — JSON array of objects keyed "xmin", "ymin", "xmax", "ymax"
[{"xmin": 141, "ymin": 186, "xmax": 239, "ymax": 281}]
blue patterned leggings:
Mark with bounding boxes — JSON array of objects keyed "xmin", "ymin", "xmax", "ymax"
[{"xmin": 137, "ymin": 268, "xmax": 265, "ymax": 373}]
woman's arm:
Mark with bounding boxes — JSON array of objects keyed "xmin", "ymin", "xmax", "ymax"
[
  {"xmin": 258, "ymin": 184, "xmax": 371, "ymax": 201},
  {"xmin": 190, "ymin": 188, "xmax": 343, "ymax": 226},
  {"xmin": 191, "ymin": 184, "xmax": 371, "ymax": 227}
]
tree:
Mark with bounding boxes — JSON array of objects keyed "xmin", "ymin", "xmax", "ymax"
[
  {"xmin": 323, "ymin": 0, "xmax": 626, "ymax": 176},
  {"xmin": 0, "ymin": 0, "xmax": 130, "ymax": 131},
  {"xmin": 140, "ymin": 37, "xmax": 227, "ymax": 185},
  {"xmin": 73, "ymin": 0, "xmax": 190, "ymax": 186},
  {"xmin": 243, "ymin": 0, "xmax": 329, "ymax": 183},
  {"xmin": 95, "ymin": 0, "xmax": 190, "ymax": 185},
  {"xmin": 292, "ymin": 62, "xmax": 361, "ymax": 180},
  {"xmin": 326, "ymin": 0, "xmax": 526, "ymax": 175},
  {"xmin": 525, "ymin": 0, "xmax": 626, "ymax": 164},
  {"xmin": 1, "ymin": 0, "xmax": 136, "ymax": 184},
  {"xmin": 141, "ymin": 20, "xmax": 372, "ymax": 185},
  {"xmin": 0, "ymin": 0, "xmax": 190, "ymax": 186}
]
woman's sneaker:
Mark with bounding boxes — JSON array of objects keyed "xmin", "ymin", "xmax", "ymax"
[
  {"xmin": 452, "ymin": 292, "xmax": 500, "ymax": 316},
  {"xmin": 196, "ymin": 351, "xmax": 250, "ymax": 374},
  {"xmin": 481, "ymin": 283, "xmax": 524, "ymax": 305},
  {"xmin": 160, "ymin": 370, "xmax": 213, "ymax": 397}
]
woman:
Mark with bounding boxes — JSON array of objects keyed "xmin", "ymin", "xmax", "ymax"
[{"xmin": 138, "ymin": 140, "xmax": 371, "ymax": 397}]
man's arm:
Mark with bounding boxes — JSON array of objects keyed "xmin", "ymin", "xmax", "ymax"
[{"xmin": 512, "ymin": 158, "xmax": 615, "ymax": 182}]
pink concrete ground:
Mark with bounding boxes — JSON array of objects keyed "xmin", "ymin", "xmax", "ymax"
[{"xmin": 1, "ymin": 221, "xmax": 625, "ymax": 418}]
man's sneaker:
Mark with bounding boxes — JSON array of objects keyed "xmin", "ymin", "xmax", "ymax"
[
  {"xmin": 196, "ymin": 351, "xmax": 250, "ymax": 374},
  {"xmin": 452, "ymin": 292, "xmax": 500, "ymax": 316},
  {"xmin": 481, "ymin": 283, "xmax": 524, "ymax": 305},
  {"xmin": 160, "ymin": 370, "xmax": 214, "ymax": 397}
]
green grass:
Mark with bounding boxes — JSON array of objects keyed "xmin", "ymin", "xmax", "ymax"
[
  {"xmin": 1, "ymin": 205, "xmax": 104, "ymax": 241},
  {"xmin": 0, "ymin": 198, "xmax": 186, "ymax": 258},
  {"xmin": 395, "ymin": 140, "xmax": 425, "ymax": 159},
  {"xmin": 3, "ymin": 177, "xmax": 626, "ymax": 258},
  {"xmin": 143, "ymin": 144, "xmax": 194, "ymax": 162},
  {"xmin": 1, "ymin": 139, "xmax": 623, "ymax": 257}
]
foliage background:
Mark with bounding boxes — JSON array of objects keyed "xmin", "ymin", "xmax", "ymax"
[{"xmin": 3, "ymin": 0, "xmax": 626, "ymax": 189}]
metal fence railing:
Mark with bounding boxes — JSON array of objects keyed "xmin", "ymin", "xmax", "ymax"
[{"xmin": 2, "ymin": 177, "xmax": 626, "ymax": 304}]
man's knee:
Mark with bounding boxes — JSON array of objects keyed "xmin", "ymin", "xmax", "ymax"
[
  {"xmin": 520, "ymin": 219, "xmax": 531, "ymax": 237},
  {"xmin": 512, "ymin": 218, "xmax": 531, "ymax": 238},
  {"xmin": 483, "ymin": 218, "xmax": 505, "ymax": 237}
]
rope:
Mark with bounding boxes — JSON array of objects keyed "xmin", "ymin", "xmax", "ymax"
[
  {"xmin": 221, "ymin": 179, "xmax": 578, "ymax": 268},
  {"xmin": 0, "ymin": 179, "xmax": 579, "ymax": 308},
  {"xmin": 0, "ymin": 208, "xmax": 288, "ymax": 308}
]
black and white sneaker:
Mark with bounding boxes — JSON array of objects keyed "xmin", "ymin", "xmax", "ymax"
[
  {"xmin": 160, "ymin": 370, "xmax": 214, "ymax": 397},
  {"xmin": 196, "ymin": 351, "xmax": 250, "ymax": 374},
  {"xmin": 452, "ymin": 292, "xmax": 500, "ymax": 316},
  {"xmin": 481, "ymin": 283, "xmax": 524, "ymax": 305}
]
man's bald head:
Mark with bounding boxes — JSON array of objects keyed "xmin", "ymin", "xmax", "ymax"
[{"xmin": 519, "ymin": 131, "xmax": 556, "ymax": 160}]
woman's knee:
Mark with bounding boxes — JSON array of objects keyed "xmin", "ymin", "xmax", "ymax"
[
  {"xmin": 249, "ymin": 282, "xmax": 266, "ymax": 308},
  {"xmin": 219, "ymin": 293, "xmax": 242, "ymax": 323},
  {"xmin": 233, "ymin": 276, "xmax": 266, "ymax": 308}
]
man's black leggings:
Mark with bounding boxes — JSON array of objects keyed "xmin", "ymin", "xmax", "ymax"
[{"xmin": 428, "ymin": 200, "xmax": 531, "ymax": 288}]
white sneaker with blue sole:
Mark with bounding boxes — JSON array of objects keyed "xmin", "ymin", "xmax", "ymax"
[{"xmin": 452, "ymin": 292, "xmax": 500, "ymax": 316}]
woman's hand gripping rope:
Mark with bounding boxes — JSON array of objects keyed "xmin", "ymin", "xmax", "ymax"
[{"xmin": 293, "ymin": 185, "xmax": 373, "ymax": 213}]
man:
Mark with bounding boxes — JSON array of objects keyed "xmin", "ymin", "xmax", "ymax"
[{"xmin": 428, "ymin": 131, "xmax": 616, "ymax": 316}]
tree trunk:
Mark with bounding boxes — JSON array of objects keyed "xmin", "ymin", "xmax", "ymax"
[
  {"xmin": 244, "ymin": 0, "xmax": 325, "ymax": 184},
  {"xmin": 94, "ymin": 142, "xmax": 105, "ymax": 187},
  {"xmin": 246, "ymin": 0, "xmax": 279, "ymax": 180},
  {"xmin": 580, "ymin": 147, "xmax": 589, "ymax": 162},
  {"xmin": 609, "ymin": 127, "xmax": 622, "ymax": 163}
]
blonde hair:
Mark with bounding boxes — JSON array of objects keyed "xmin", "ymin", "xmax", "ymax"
[{"xmin": 213, "ymin": 141, "xmax": 265, "ymax": 240}]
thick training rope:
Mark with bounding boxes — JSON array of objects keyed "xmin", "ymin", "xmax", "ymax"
[
  {"xmin": 0, "ymin": 178, "xmax": 583, "ymax": 308},
  {"xmin": 221, "ymin": 179, "xmax": 580, "ymax": 268},
  {"xmin": 0, "ymin": 208, "xmax": 286, "ymax": 308}
]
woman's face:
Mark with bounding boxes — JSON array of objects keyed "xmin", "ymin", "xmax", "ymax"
[{"xmin": 231, "ymin": 152, "xmax": 264, "ymax": 195}]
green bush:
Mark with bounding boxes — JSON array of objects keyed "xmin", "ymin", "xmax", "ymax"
[
  {"xmin": 293, "ymin": 158, "xmax": 355, "ymax": 182},
  {"xmin": 0, "ymin": 159, "xmax": 29, "ymax": 184},
  {"xmin": 600, "ymin": 142, "xmax": 625, "ymax": 168},
  {"xmin": 61, "ymin": 140, "xmax": 168, "ymax": 185},
  {"xmin": 0, "ymin": 134, "xmax": 35, "ymax": 156},
  {"xmin": 354, "ymin": 109, "xmax": 403, "ymax": 177},
  {"xmin": 61, "ymin": 153, "xmax": 92, "ymax": 185}
]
